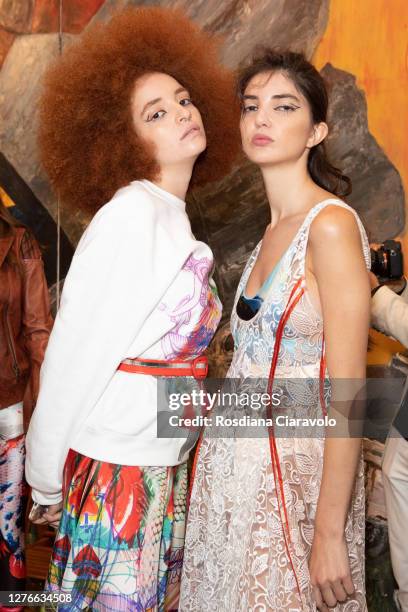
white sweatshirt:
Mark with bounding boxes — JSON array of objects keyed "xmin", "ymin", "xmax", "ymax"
[{"xmin": 25, "ymin": 180, "xmax": 222, "ymax": 505}]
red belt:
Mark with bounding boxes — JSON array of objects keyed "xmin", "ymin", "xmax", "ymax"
[{"xmin": 117, "ymin": 355, "xmax": 208, "ymax": 379}]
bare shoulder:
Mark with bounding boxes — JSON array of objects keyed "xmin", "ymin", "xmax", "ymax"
[{"xmin": 309, "ymin": 204, "xmax": 360, "ymax": 246}]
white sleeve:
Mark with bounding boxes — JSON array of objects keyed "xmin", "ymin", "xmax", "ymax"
[
  {"xmin": 25, "ymin": 197, "xmax": 192, "ymax": 505},
  {"xmin": 371, "ymin": 285, "xmax": 408, "ymax": 348},
  {"xmin": 400, "ymin": 279, "xmax": 408, "ymax": 302}
]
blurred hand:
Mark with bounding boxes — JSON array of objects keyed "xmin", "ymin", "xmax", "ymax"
[
  {"xmin": 31, "ymin": 501, "xmax": 63, "ymax": 530},
  {"xmin": 369, "ymin": 271, "xmax": 379, "ymax": 291}
]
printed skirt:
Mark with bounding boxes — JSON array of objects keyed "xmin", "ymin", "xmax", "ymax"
[
  {"xmin": 0, "ymin": 433, "xmax": 27, "ymax": 592},
  {"xmin": 46, "ymin": 450, "xmax": 188, "ymax": 611}
]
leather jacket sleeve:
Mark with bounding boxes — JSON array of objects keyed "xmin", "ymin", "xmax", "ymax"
[{"xmin": 20, "ymin": 232, "xmax": 53, "ymax": 428}]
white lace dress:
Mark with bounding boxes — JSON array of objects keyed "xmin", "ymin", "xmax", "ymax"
[{"xmin": 180, "ymin": 199, "xmax": 371, "ymax": 612}]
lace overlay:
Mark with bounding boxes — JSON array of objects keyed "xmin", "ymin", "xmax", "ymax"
[{"xmin": 180, "ymin": 200, "xmax": 370, "ymax": 611}]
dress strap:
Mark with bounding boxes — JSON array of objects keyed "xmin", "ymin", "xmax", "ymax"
[
  {"xmin": 266, "ymin": 276, "xmax": 305, "ymax": 607},
  {"xmin": 265, "ymin": 266, "xmax": 329, "ymax": 610},
  {"xmin": 294, "ymin": 199, "xmax": 371, "ymax": 280}
]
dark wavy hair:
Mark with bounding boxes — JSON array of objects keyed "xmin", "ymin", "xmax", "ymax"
[
  {"xmin": 237, "ymin": 48, "xmax": 351, "ymax": 197},
  {"xmin": 39, "ymin": 7, "xmax": 241, "ymax": 215}
]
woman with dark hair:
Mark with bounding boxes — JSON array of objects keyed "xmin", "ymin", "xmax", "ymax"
[
  {"xmin": 25, "ymin": 7, "xmax": 239, "ymax": 611},
  {"xmin": 0, "ymin": 198, "xmax": 52, "ymax": 602},
  {"xmin": 181, "ymin": 50, "xmax": 370, "ymax": 611}
]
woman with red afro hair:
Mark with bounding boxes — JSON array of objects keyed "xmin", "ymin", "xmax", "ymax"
[{"xmin": 25, "ymin": 7, "xmax": 239, "ymax": 610}]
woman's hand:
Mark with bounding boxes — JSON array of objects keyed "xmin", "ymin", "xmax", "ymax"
[
  {"xmin": 31, "ymin": 502, "xmax": 63, "ymax": 530},
  {"xmin": 309, "ymin": 530, "xmax": 355, "ymax": 610}
]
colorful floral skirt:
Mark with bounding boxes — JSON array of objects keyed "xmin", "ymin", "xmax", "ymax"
[
  {"xmin": 46, "ymin": 450, "xmax": 188, "ymax": 611},
  {"xmin": 0, "ymin": 433, "xmax": 27, "ymax": 591}
]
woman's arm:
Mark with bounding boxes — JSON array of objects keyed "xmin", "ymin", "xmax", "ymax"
[
  {"xmin": 307, "ymin": 206, "xmax": 370, "ymax": 610},
  {"xmin": 20, "ymin": 231, "xmax": 53, "ymax": 431}
]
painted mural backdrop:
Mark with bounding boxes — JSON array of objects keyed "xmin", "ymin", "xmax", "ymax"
[
  {"xmin": 314, "ymin": 0, "xmax": 408, "ymax": 366},
  {"xmin": 314, "ymin": 0, "xmax": 408, "ymax": 231},
  {"xmin": 0, "ymin": 0, "xmax": 405, "ymax": 298},
  {"xmin": 0, "ymin": 2, "xmax": 406, "ymax": 609}
]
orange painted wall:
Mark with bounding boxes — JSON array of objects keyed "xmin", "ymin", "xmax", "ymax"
[
  {"xmin": 314, "ymin": 0, "xmax": 408, "ymax": 364},
  {"xmin": 314, "ymin": 0, "xmax": 407, "ymax": 233}
]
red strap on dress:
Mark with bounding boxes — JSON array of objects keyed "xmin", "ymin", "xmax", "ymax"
[
  {"xmin": 266, "ymin": 276, "xmax": 305, "ymax": 605},
  {"xmin": 189, "ymin": 275, "xmax": 326, "ymax": 608},
  {"xmin": 188, "ymin": 433, "xmax": 203, "ymax": 507},
  {"xmin": 319, "ymin": 335, "xmax": 327, "ymax": 416},
  {"xmin": 266, "ymin": 276, "xmax": 327, "ymax": 608}
]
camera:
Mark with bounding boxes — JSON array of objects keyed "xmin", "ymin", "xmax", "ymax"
[{"xmin": 370, "ymin": 240, "xmax": 403, "ymax": 280}]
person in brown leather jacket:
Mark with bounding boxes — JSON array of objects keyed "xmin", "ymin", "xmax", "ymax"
[{"xmin": 0, "ymin": 198, "xmax": 52, "ymax": 595}]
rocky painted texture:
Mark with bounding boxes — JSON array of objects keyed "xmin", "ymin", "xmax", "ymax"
[
  {"xmin": 1, "ymin": 0, "xmax": 404, "ymax": 254},
  {"xmin": 322, "ymin": 64, "xmax": 405, "ymax": 242},
  {"xmin": 93, "ymin": 0, "xmax": 329, "ymax": 66},
  {"xmin": 0, "ymin": 33, "xmax": 86, "ymax": 242},
  {"xmin": 0, "ymin": 0, "xmax": 104, "ymax": 68},
  {"xmin": 0, "ymin": 0, "xmax": 104, "ymax": 35},
  {"xmin": 0, "ymin": 27, "xmax": 14, "ymax": 65},
  {"xmin": 0, "ymin": 0, "xmax": 33, "ymax": 33},
  {"xmin": 314, "ymin": 0, "xmax": 408, "ymax": 256},
  {"xmin": 31, "ymin": 0, "xmax": 105, "ymax": 33}
]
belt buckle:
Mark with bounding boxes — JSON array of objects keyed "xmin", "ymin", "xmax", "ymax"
[{"xmin": 191, "ymin": 355, "xmax": 208, "ymax": 379}]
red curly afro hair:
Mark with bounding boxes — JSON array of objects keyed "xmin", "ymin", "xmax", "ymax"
[{"xmin": 39, "ymin": 7, "xmax": 241, "ymax": 215}]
